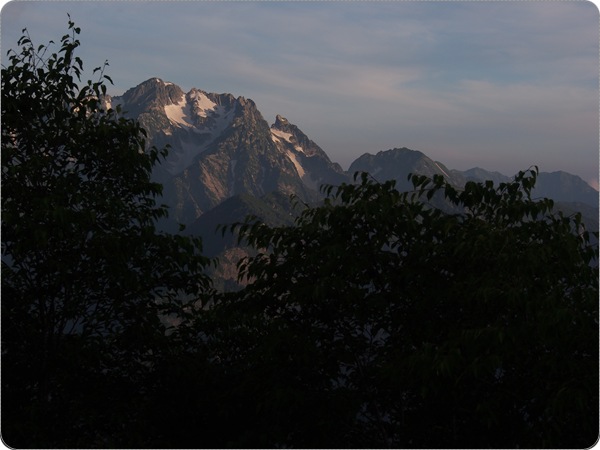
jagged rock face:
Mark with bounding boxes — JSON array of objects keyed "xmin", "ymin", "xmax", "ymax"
[
  {"xmin": 111, "ymin": 79, "xmax": 238, "ymax": 176},
  {"xmin": 349, "ymin": 147, "xmax": 466, "ymax": 191},
  {"xmin": 107, "ymin": 78, "xmax": 598, "ymax": 234},
  {"xmin": 270, "ymin": 114, "xmax": 348, "ymax": 191},
  {"xmin": 116, "ymin": 78, "xmax": 185, "ymax": 118},
  {"xmin": 110, "ymin": 78, "xmax": 337, "ymax": 227},
  {"xmin": 163, "ymin": 93, "xmax": 316, "ymax": 225},
  {"xmin": 111, "ymin": 78, "xmax": 185, "ymax": 140}
]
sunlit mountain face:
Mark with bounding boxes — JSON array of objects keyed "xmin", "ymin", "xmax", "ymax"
[{"xmin": 107, "ymin": 78, "xmax": 598, "ymax": 243}]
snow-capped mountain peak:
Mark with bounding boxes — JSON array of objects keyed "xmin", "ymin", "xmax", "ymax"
[
  {"xmin": 163, "ymin": 89, "xmax": 236, "ymax": 133},
  {"xmin": 107, "ymin": 78, "xmax": 597, "ymax": 238},
  {"xmin": 120, "ymin": 85, "xmax": 236, "ymax": 175},
  {"xmin": 110, "ymin": 79, "xmax": 349, "ymax": 226},
  {"xmin": 163, "ymin": 96, "xmax": 193, "ymax": 128},
  {"xmin": 271, "ymin": 127, "xmax": 295, "ymax": 145},
  {"xmin": 270, "ymin": 115, "xmax": 347, "ymax": 190}
]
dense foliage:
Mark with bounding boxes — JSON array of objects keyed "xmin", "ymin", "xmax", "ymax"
[
  {"xmin": 1, "ymin": 19, "xmax": 213, "ymax": 447},
  {"xmin": 2, "ymin": 22, "xmax": 598, "ymax": 449},
  {"xmin": 213, "ymin": 171, "xmax": 599, "ymax": 448}
]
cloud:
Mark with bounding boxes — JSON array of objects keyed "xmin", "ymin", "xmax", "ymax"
[{"xmin": 2, "ymin": 1, "xmax": 596, "ymax": 182}]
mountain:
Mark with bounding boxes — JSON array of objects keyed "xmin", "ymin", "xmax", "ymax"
[
  {"xmin": 106, "ymin": 78, "xmax": 597, "ymax": 244},
  {"xmin": 534, "ymin": 171, "xmax": 599, "ymax": 207},
  {"xmin": 457, "ymin": 167, "xmax": 598, "ymax": 207},
  {"xmin": 107, "ymin": 78, "xmax": 345, "ymax": 229},
  {"xmin": 185, "ymin": 190, "xmax": 300, "ymax": 257},
  {"xmin": 348, "ymin": 149, "xmax": 598, "ymax": 232},
  {"xmin": 348, "ymin": 147, "xmax": 466, "ymax": 191},
  {"xmin": 270, "ymin": 114, "xmax": 348, "ymax": 190},
  {"xmin": 458, "ymin": 167, "xmax": 511, "ymax": 186},
  {"xmin": 351, "ymin": 151, "xmax": 598, "ymax": 211},
  {"xmin": 102, "ymin": 78, "xmax": 598, "ymax": 289}
]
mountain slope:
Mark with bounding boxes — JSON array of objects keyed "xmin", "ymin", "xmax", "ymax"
[
  {"xmin": 457, "ymin": 167, "xmax": 511, "ymax": 185},
  {"xmin": 270, "ymin": 115, "xmax": 349, "ymax": 191},
  {"xmin": 348, "ymin": 149, "xmax": 598, "ymax": 228},
  {"xmin": 534, "ymin": 171, "xmax": 598, "ymax": 207},
  {"xmin": 108, "ymin": 78, "xmax": 343, "ymax": 229},
  {"xmin": 456, "ymin": 166, "xmax": 598, "ymax": 208},
  {"xmin": 107, "ymin": 78, "xmax": 597, "ymax": 236},
  {"xmin": 185, "ymin": 190, "xmax": 300, "ymax": 257},
  {"xmin": 348, "ymin": 147, "xmax": 466, "ymax": 191}
]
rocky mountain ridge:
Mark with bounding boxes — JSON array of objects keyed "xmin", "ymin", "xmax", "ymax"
[
  {"xmin": 107, "ymin": 78, "xmax": 343, "ymax": 228},
  {"xmin": 349, "ymin": 147, "xmax": 466, "ymax": 190},
  {"xmin": 105, "ymin": 77, "xmax": 598, "ymax": 290},
  {"xmin": 107, "ymin": 78, "xmax": 598, "ymax": 236},
  {"xmin": 455, "ymin": 166, "xmax": 599, "ymax": 207}
]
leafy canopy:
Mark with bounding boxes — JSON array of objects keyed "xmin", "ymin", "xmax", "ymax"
[
  {"xmin": 1, "ymin": 18, "xmax": 213, "ymax": 447},
  {"xmin": 2, "ymin": 18, "xmax": 597, "ymax": 449},
  {"xmin": 215, "ymin": 169, "xmax": 599, "ymax": 448}
]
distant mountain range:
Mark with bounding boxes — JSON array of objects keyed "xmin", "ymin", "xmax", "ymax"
[
  {"xmin": 107, "ymin": 78, "xmax": 344, "ymax": 228},
  {"xmin": 107, "ymin": 78, "xmax": 598, "ymax": 280}
]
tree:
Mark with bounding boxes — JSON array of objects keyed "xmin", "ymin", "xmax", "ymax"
[
  {"xmin": 1, "ymin": 19, "xmax": 213, "ymax": 447},
  {"xmin": 216, "ymin": 170, "xmax": 598, "ymax": 447}
]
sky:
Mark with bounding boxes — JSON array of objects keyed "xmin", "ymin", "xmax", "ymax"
[{"xmin": 2, "ymin": 0, "xmax": 599, "ymax": 188}]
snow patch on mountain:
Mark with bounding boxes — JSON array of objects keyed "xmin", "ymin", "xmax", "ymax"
[
  {"xmin": 162, "ymin": 92, "xmax": 236, "ymax": 175},
  {"xmin": 165, "ymin": 98, "xmax": 194, "ymax": 128},
  {"xmin": 271, "ymin": 128, "xmax": 293, "ymax": 143},
  {"xmin": 286, "ymin": 150, "xmax": 305, "ymax": 178},
  {"xmin": 189, "ymin": 90, "xmax": 218, "ymax": 117},
  {"xmin": 164, "ymin": 90, "xmax": 231, "ymax": 130},
  {"xmin": 434, "ymin": 162, "xmax": 450, "ymax": 178},
  {"xmin": 272, "ymin": 129, "xmax": 307, "ymax": 157}
]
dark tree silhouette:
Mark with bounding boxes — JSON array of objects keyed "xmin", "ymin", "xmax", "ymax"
[
  {"xmin": 2, "ymin": 19, "xmax": 213, "ymax": 447},
  {"xmin": 214, "ymin": 170, "xmax": 598, "ymax": 448},
  {"xmin": 3, "ymin": 20, "xmax": 597, "ymax": 450}
]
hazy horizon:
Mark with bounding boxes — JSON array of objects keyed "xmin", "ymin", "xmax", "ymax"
[{"xmin": 2, "ymin": 1, "xmax": 598, "ymax": 188}]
